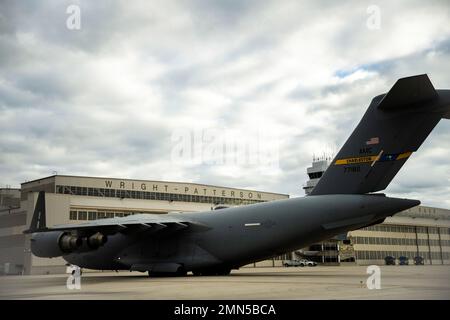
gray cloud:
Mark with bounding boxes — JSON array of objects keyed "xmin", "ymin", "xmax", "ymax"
[{"xmin": 0, "ymin": 0, "xmax": 449, "ymax": 208}]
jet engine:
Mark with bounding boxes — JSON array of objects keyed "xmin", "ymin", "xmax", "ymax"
[
  {"xmin": 87, "ymin": 232, "xmax": 108, "ymax": 249},
  {"xmin": 30, "ymin": 231, "xmax": 109, "ymax": 257},
  {"xmin": 30, "ymin": 231, "xmax": 82, "ymax": 258}
]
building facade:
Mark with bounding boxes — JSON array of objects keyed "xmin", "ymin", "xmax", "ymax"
[
  {"xmin": 0, "ymin": 188, "xmax": 20, "ymax": 211},
  {"xmin": 0, "ymin": 188, "xmax": 24, "ymax": 275},
  {"xmin": 349, "ymin": 206, "xmax": 450, "ymax": 265}
]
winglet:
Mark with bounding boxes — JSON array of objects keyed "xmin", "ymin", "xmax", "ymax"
[{"xmin": 23, "ymin": 191, "xmax": 47, "ymax": 234}]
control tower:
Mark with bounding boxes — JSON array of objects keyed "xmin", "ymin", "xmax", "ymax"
[
  {"xmin": 303, "ymin": 157, "xmax": 331, "ymax": 195},
  {"xmin": 298, "ymin": 156, "xmax": 356, "ymax": 264}
]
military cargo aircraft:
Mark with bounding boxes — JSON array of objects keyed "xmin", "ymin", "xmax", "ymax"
[{"xmin": 24, "ymin": 74, "xmax": 450, "ymax": 276}]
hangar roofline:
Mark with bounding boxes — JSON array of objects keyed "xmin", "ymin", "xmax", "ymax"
[{"xmin": 20, "ymin": 174, "xmax": 289, "ymax": 197}]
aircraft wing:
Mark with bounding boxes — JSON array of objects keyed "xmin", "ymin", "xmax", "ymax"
[
  {"xmin": 43, "ymin": 214, "xmax": 210, "ymax": 235},
  {"xmin": 24, "ymin": 193, "xmax": 209, "ymax": 236}
]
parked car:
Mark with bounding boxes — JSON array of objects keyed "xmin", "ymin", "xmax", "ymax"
[
  {"xmin": 384, "ymin": 256, "xmax": 396, "ymax": 265},
  {"xmin": 399, "ymin": 256, "xmax": 409, "ymax": 265},
  {"xmin": 283, "ymin": 259, "xmax": 317, "ymax": 267},
  {"xmin": 301, "ymin": 259, "xmax": 317, "ymax": 267},
  {"xmin": 283, "ymin": 259, "xmax": 301, "ymax": 267},
  {"xmin": 414, "ymin": 256, "xmax": 424, "ymax": 265}
]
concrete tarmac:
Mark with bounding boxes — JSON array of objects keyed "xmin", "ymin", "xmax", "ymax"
[{"xmin": 0, "ymin": 266, "xmax": 449, "ymax": 300}]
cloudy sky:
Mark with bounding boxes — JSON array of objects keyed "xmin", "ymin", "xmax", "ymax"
[{"xmin": 1, "ymin": 0, "xmax": 449, "ymax": 208}]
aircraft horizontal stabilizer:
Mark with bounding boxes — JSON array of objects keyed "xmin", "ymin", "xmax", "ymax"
[{"xmin": 377, "ymin": 74, "xmax": 438, "ymax": 110}]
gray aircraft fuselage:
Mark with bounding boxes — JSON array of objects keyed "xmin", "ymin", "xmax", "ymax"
[{"xmin": 64, "ymin": 194, "xmax": 418, "ymax": 272}]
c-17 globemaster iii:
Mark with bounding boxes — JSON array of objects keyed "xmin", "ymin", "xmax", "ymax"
[{"xmin": 25, "ymin": 74, "xmax": 450, "ymax": 276}]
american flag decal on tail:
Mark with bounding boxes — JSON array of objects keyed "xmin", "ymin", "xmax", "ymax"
[{"xmin": 366, "ymin": 137, "xmax": 379, "ymax": 145}]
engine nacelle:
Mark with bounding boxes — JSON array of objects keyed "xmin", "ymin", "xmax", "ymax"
[
  {"xmin": 30, "ymin": 231, "xmax": 82, "ymax": 258},
  {"xmin": 87, "ymin": 232, "xmax": 108, "ymax": 249}
]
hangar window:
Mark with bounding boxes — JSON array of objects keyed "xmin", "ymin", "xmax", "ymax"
[
  {"xmin": 88, "ymin": 211, "xmax": 97, "ymax": 220},
  {"xmin": 106, "ymin": 212, "xmax": 114, "ymax": 218},
  {"xmin": 105, "ymin": 189, "xmax": 115, "ymax": 197},
  {"xmin": 70, "ymin": 211, "xmax": 77, "ymax": 220},
  {"xmin": 78, "ymin": 211, "xmax": 87, "ymax": 220},
  {"xmin": 97, "ymin": 212, "xmax": 106, "ymax": 219},
  {"xmin": 417, "ymin": 227, "xmax": 427, "ymax": 234}
]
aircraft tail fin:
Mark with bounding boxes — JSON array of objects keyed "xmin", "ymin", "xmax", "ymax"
[
  {"xmin": 23, "ymin": 191, "xmax": 47, "ymax": 234},
  {"xmin": 311, "ymin": 74, "xmax": 450, "ymax": 195}
]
